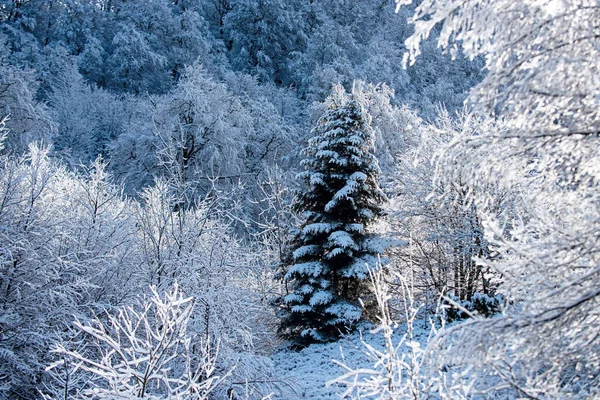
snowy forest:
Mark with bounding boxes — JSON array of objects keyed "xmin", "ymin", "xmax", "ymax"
[{"xmin": 0, "ymin": 0, "xmax": 599, "ymax": 398}]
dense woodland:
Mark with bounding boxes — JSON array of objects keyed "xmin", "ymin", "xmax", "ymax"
[{"xmin": 0, "ymin": 0, "xmax": 599, "ymax": 399}]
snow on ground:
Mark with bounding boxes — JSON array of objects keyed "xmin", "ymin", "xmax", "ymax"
[{"xmin": 271, "ymin": 322, "xmax": 431, "ymax": 399}]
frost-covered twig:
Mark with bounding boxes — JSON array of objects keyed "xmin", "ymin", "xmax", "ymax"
[
  {"xmin": 327, "ymin": 265, "xmax": 433, "ymax": 399},
  {"xmin": 49, "ymin": 283, "xmax": 230, "ymax": 399}
]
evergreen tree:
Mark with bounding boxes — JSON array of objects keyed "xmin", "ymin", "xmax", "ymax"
[{"xmin": 278, "ymin": 84, "xmax": 386, "ymax": 346}]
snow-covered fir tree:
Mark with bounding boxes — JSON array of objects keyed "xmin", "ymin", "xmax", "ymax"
[{"xmin": 278, "ymin": 84, "xmax": 387, "ymax": 346}]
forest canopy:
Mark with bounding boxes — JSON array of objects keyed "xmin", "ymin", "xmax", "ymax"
[{"xmin": 1, "ymin": 0, "xmax": 597, "ymax": 399}]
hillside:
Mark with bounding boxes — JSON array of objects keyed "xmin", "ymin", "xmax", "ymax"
[{"xmin": 1, "ymin": 0, "xmax": 599, "ymax": 399}]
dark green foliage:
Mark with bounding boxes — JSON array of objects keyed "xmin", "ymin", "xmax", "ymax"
[
  {"xmin": 278, "ymin": 84, "xmax": 386, "ymax": 347},
  {"xmin": 444, "ymin": 292, "xmax": 504, "ymax": 322}
]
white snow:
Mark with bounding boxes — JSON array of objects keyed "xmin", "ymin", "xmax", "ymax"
[
  {"xmin": 325, "ymin": 302, "xmax": 362, "ymax": 321},
  {"xmin": 325, "ymin": 247, "xmax": 346, "ymax": 258},
  {"xmin": 298, "ymin": 284, "xmax": 315, "ymax": 295},
  {"xmin": 327, "ymin": 231, "xmax": 357, "ymax": 249},
  {"xmin": 302, "ymin": 223, "xmax": 336, "ymax": 235},
  {"xmin": 291, "ymin": 304, "xmax": 313, "ymax": 313},
  {"xmin": 270, "ymin": 323, "xmax": 431, "ymax": 399},
  {"xmin": 285, "ymin": 262, "xmax": 325, "ymax": 279},
  {"xmin": 293, "ymin": 245, "xmax": 321, "ymax": 260},
  {"xmin": 345, "ymin": 223, "xmax": 364, "ymax": 233},
  {"xmin": 309, "ymin": 290, "xmax": 334, "ymax": 306},
  {"xmin": 323, "ymin": 171, "xmax": 373, "ymax": 212},
  {"xmin": 284, "ymin": 293, "xmax": 303, "ymax": 304},
  {"xmin": 309, "ymin": 173, "xmax": 326, "ymax": 187},
  {"xmin": 341, "ymin": 256, "xmax": 377, "ymax": 279},
  {"xmin": 358, "ymin": 208, "xmax": 374, "ymax": 219},
  {"xmin": 349, "ymin": 171, "xmax": 367, "ymax": 182}
]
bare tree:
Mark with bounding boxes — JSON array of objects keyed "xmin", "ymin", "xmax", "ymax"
[{"xmin": 396, "ymin": 0, "xmax": 600, "ymax": 396}]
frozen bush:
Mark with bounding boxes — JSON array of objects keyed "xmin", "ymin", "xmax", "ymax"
[{"xmin": 49, "ymin": 284, "xmax": 229, "ymax": 400}]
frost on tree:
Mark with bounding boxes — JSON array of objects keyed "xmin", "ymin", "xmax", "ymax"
[
  {"xmin": 396, "ymin": 0, "xmax": 600, "ymax": 397},
  {"xmin": 278, "ymin": 84, "xmax": 387, "ymax": 346}
]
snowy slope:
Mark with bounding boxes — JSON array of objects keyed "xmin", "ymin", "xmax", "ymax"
[{"xmin": 271, "ymin": 323, "xmax": 431, "ymax": 399}]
